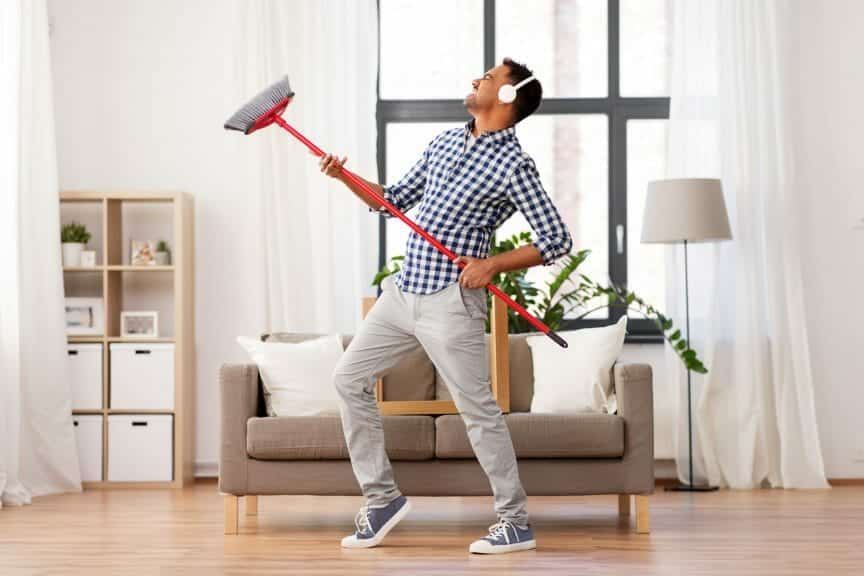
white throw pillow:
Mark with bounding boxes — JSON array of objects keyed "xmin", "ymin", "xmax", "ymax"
[
  {"xmin": 236, "ymin": 334, "xmax": 344, "ymax": 417},
  {"xmin": 526, "ymin": 315, "xmax": 628, "ymax": 414}
]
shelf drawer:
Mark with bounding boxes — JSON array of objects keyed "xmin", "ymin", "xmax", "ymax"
[
  {"xmin": 110, "ymin": 343, "xmax": 174, "ymax": 410},
  {"xmin": 107, "ymin": 414, "xmax": 173, "ymax": 482},
  {"xmin": 73, "ymin": 415, "xmax": 103, "ymax": 482},
  {"xmin": 68, "ymin": 344, "xmax": 103, "ymax": 410}
]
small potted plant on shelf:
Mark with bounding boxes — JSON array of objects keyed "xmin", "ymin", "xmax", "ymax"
[
  {"xmin": 155, "ymin": 240, "xmax": 171, "ymax": 266},
  {"xmin": 60, "ymin": 221, "xmax": 92, "ymax": 267}
]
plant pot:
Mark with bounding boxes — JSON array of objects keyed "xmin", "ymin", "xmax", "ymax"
[
  {"xmin": 62, "ymin": 243, "xmax": 84, "ymax": 267},
  {"xmin": 155, "ymin": 252, "xmax": 171, "ymax": 266}
]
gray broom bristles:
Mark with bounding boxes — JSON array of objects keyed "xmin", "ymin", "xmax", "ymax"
[{"xmin": 224, "ymin": 75, "xmax": 295, "ymax": 134}]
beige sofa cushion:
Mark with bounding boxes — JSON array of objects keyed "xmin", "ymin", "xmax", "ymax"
[
  {"xmin": 263, "ymin": 332, "xmax": 435, "ymax": 401},
  {"xmin": 435, "ymin": 412, "xmax": 625, "ymax": 459},
  {"xmin": 247, "ymin": 415, "xmax": 435, "ymax": 461}
]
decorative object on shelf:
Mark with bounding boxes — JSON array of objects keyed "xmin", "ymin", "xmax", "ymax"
[
  {"xmin": 120, "ymin": 311, "xmax": 160, "ymax": 338},
  {"xmin": 154, "ymin": 239, "xmax": 172, "ymax": 266},
  {"xmin": 65, "ymin": 297, "xmax": 104, "ymax": 335},
  {"xmin": 130, "ymin": 240, "xmax": 156, "ymax": 266},
  {"xmin": 640, "ymin": 177, "xmax": 733, "ymax": 493},
  {"xmin": 80, "ymin": 250, "xmax": 97, "ymax": 268},
  {"xmin": 61, "ymin": 221, "xmax": 92, "ymax": 267}
]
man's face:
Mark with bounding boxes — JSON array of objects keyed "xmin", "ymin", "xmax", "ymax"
[{"xmin": 464, "ymin": 64, "xmax": 511, "ymax": 112}]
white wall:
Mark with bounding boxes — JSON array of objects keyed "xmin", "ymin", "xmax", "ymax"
[
  {"xmin": 48, "ymin": 0, "xmax": 862, "ymax": 478},
  {"xmin": 791, "ymin": 0, "xmax": 864, "ymax": 479}
]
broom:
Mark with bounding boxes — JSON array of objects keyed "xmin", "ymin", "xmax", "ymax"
[{"xmin": 224, "ymin": 75, "xmax": 567, "ymax": 349}]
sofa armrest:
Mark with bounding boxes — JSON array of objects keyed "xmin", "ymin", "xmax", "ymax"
[
  {"xmin": 219, "ymin": 363, "xmax": 260, "ymax": 495},
  {"xmin": 614, "ymin": 363, "xmax": 654, "ymax": 494}
]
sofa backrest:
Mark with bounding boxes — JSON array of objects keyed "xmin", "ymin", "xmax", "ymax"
[{"xmin": 262, "ymin": 331, "xmax": 538, "ymax": 412}]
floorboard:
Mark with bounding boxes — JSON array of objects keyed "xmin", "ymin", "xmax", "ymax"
[{"xmin": 1, "ymin": 480, "xmax": 860, "ymax": 575}]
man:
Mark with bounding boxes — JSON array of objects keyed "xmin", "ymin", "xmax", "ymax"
[{"xmin": 317, "ymin": 58, "xmax": 573, "ymax": 554}]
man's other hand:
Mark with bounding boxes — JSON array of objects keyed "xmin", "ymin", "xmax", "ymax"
[
  {"xmin": 454, "ymin": 255, "xmax": 496, "ymax": 288},
  {"xmin": 318, "ymin": 152, "xmax": 347, "ymax": 178}
]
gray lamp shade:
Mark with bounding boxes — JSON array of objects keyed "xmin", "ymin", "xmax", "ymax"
[{"xmin": 641, "ymin": 178, "xmax": 733, "ymax": 244}]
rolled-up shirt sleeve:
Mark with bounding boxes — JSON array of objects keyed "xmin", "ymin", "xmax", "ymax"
[
  {"xmin": 506, "ymin": 156, "xmax": 573, "ymax": 266},
  {"xmin": 368, "ymin": 147, "xmax": 428, "ymax": 218}
]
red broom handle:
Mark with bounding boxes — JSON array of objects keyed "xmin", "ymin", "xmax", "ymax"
[{"xmin": 271, "ymin": 115, "xmax": 568, "ymax": 348}]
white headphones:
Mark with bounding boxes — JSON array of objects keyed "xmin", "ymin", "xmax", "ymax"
[{"xmin": 498, "ymin": 75, "xmax": 537, "ymax": 104}]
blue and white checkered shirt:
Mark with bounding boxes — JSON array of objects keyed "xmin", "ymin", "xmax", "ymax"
[{"xmin": 370, "ymin": 119, "xmax": 573, "ymax": 294}]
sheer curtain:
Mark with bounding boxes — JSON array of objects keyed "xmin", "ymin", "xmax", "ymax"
[
  {"xmin": 663, "ymin": 0, "xmax": 828, "ymax": 489},
  {"xmin": 0, "ymin": 0, "xmax": 81, "ymax": 509},
  {"xmin": 230, "ymin": 0, "xmax": 380, "ymax": 335}
]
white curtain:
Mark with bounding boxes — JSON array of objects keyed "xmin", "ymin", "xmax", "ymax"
[
  {"xmin": 663, "ymin": 0, "xmax": 828, "ymax": 489},
  {"xmin": 230, "ymin": 0, "xmax": 380, "ymax": 335},
  {"xmin": 0, "ymin": 0, "xmax": 81, "ymax": 508}
]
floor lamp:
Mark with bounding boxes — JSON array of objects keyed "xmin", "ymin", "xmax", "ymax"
[{"xmin": 641, "ymin": 178, "xmax": 732, "ymax": 492}]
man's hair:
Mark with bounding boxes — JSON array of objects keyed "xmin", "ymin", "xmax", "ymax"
[{"xmin": 502, "ymin": 57, "xmax": 542, "ymax": 123}]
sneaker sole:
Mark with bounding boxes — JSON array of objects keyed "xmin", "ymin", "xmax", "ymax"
[
  {"xmin": 340, "ymin": 499, "xmax": 412, "ymax": 549},
  {"xmin": 469, "ymin": 538, "xmax": 537, "ymax": 554}
]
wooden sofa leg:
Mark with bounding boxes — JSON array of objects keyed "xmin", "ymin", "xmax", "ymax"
[
  {"xmin": 246, "ymin": 495, "xmax": 258, "ymax": 516},
  {"xmin": 618, "ymin": 494, "xmax": 631, "ymax": 517},
  {"xmin": 224, "ymin": 495, "xmax": 239, "ymax": 535},
  {"xmin": 635, "ymin": 495, "xmax": 650, "ymax": 534}
]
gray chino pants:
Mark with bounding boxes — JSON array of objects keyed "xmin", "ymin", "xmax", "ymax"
[{"xmin": 332, "ymin": 274, "xmax": 529, "ymax": 527}]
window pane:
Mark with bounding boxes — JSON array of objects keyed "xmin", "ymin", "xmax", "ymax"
[
  {"xmin": 627, "ymin": 119, "xmax": 668, "ymax": 316},
  {"xmin": 497, "ymin": 114, "xmax": 609, "ymax": 319},
  {"xmin": 384, "ymin": 123, "xmax": 452, "ymax": 262},
  {"xmin": 620, "ymin": 0, "xmax": 671, "ymax": 96},
  {"xmin": 380, "ymin": 0, "xmax": 483, "ymax": 99},
  {"xmin": 496, "ymin": 0, "xmax": 607, "ymax": 98}
]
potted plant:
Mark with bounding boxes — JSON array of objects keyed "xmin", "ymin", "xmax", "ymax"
[
  {"xmin": 155, "ymin": 240, "xmax": 171, "ymax": 266},
  {"xmin": 60, "ymin": 221, "xmax": 92, "ymax": 267},
  {"xmin": 373, "ymin": 231, "xmax": 707, "ymax": 374}
]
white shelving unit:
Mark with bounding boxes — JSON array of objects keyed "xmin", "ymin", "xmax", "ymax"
[{"xmin": 61, "ymin": 191, "xmax": 195, "ymax": 488}]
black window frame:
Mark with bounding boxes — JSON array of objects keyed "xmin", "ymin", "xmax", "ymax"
[{"xmin": 376, "ymin": 0, "xmax": 669, "ymax": 343}]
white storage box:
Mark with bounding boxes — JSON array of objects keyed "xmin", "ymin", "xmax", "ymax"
[
  {"xmin": 68, "ymin": 344, "xmax": 103, "ymax": 410},
  {"xmin": 107, "ymin": 414, "xmax": 173, "ymax": 482},
  {"xmin": 110, "ymin": 343, "xmax": 175, "ymax": 410},
  {"xmin": 73, "ymin": 415, "xmax": 103, "ymax": 482}
]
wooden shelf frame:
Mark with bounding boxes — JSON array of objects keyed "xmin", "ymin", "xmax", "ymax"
[{"xmin": 61, "ymin": 190, "xmax": 195, "ymax": 488}]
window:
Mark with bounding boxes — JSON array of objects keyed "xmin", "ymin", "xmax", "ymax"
[{"xmin": 377, "ymin": 0, "xmax": 670, "ymax": 339}]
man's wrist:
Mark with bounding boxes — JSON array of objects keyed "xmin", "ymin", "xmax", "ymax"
[{"xmin": 486, "ymin": 255, "xmax": 502, "ymax": 275}]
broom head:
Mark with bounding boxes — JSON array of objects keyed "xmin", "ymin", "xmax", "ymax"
[{"xmin": 224, "ymin": 75, "xmax": 295, "ymax": 135}]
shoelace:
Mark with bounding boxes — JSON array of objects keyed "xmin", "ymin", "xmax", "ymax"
[
  {"xmin": 354, "ymin": 505, "xmax": 373, "ymax": 535},
  {"xmin": 486, "ymin": 519, "xmax": 516, "ymax": 544}
]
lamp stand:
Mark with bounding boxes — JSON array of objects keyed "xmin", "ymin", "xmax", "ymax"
[{"xmin": 665, "ymin": 239, "xmax": 719, "ymax": 492}]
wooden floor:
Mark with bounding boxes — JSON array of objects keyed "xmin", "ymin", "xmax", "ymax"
[{"xmin": 1, "ymin": 480, "xmax": 861, "ymax": 575}]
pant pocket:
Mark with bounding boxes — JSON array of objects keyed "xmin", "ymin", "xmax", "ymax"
[{"xmin": 457, "ymin": 284, "xmax": 488, "ymax": 320}]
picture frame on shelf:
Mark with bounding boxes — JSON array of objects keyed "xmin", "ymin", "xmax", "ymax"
[
  {"xmin": 130, "ymin": 240, "xmax": 156, "ymax": 266},
  {"xmin": 120, "ymin": 311, "xmax": 159, "ymax": 338},
  {"xmin": 65, "ymin": 297, "xmax": 104, "ymax": 335}
]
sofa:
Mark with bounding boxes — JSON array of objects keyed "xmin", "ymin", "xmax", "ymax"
[{"xmin": 219, "ymin": 307, "xmax": 655, "ymax": 536}]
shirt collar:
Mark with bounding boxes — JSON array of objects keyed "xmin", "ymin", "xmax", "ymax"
[{"xmin": 464, "ymin": 118, "xmax": 516, "ymax": 144}]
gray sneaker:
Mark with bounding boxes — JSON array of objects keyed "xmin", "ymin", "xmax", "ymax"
[
  {"xmin": 341, "ymin": 495, "xmax": 411, "ymax": 549},
  {"xmin": 469, "ymin": 519, "xmax": 537, "ymax": 554}
]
